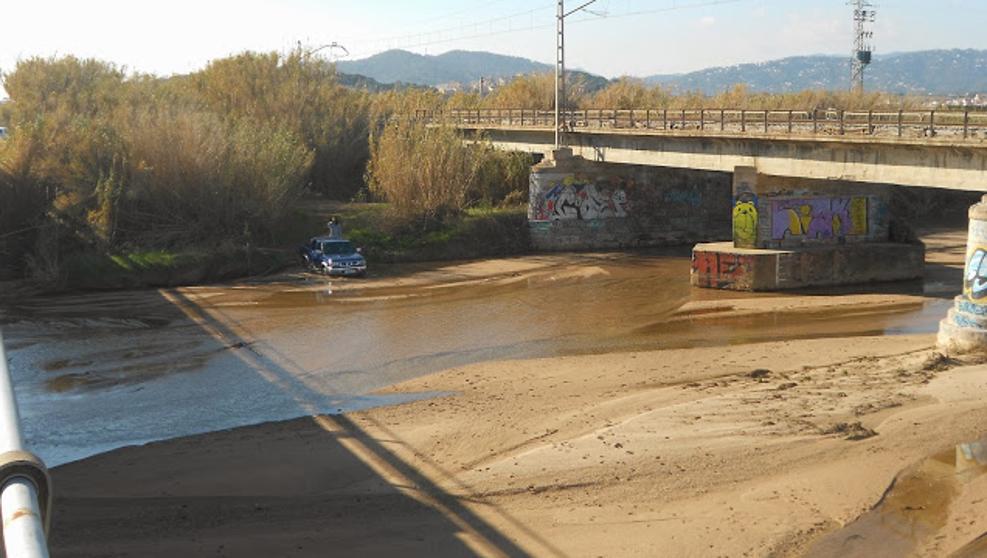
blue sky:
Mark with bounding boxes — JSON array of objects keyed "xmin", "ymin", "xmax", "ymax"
[{"xmin": 1, "ymin": 0, "xmax": 986, "ymax": 95}]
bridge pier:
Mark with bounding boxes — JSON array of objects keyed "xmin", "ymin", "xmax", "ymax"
[
  {"xmin": 938, "ymin": 196, "xmax": 987, "ymax": 353},
  {"xmin": 691, "ymin": 166, "xmax": 925, "ymax": 290},
  {"xmin": 528, "ymin": 148, "xmax": 731, "ymax": 251}
]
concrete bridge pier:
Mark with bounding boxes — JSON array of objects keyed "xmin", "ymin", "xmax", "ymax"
[
  {"xmin": 527, "ymin": 148, "xmax": 732, "ymax": 251},
  {"xmin": 938, "ymin": 196, "xmax": 987, "ymax": 353},
  {"xmin": 691, "ymin": 166, "xmax": 925, "ymax": 290}
]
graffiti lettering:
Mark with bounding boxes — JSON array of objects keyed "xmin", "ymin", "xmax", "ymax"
[
  {"xmin": 770, "ymin": 197, "xmax": 868, "ymax": 241},
  {"xmin": 965, "ymin": 247, "xmax": 987, "ymax": 301},
  {"xmin": 532, "ymin": 177, "xmax": 629, "ymax": 222},
  {"xmin": 692, "ymin": 251, "xmax": 754, "ymax": 289}
]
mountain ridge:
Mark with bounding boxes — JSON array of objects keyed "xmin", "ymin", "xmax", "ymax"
[{"xmin": 337, "ymin": 48, "xmax": 987, "ymax": 95}]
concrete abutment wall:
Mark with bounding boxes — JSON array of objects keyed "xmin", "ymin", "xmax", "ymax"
[{"xmin": 528, "ymin": 149, "xmax": 731, "ymax": 251}]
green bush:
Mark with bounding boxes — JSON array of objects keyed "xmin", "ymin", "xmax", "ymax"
[{"xmin": 366, "ymin": 119, "xmax": 531, "ymax": 225}]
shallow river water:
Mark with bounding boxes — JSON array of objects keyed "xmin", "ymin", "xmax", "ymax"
[{"xmin": 0, "ymin": 250, "xmax": 956, "ymax": 466}]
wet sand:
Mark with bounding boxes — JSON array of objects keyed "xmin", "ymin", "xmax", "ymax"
[{"xmin": 35, "ymin": 228, "xmax": 987, "ymax": 556}]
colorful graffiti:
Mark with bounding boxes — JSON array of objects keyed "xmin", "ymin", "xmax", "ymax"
[
  {"xmin": 732, "ymin": 183, "xmax": 758, "ymax": 247},
  {"xmin": 532, "ymin": 176, "xmax": 629, "ymax": 222},
  {"xmin": 732, "ymin": 199, "xmax": 758, "ymax": 247},
  {"xmin": 965, "ymin": 246, "xmax": 987, "ymax": 301},
  {"xmin": 770, "ymin": 197, "xmax": 868, "ymax": 241},
  {"xmin": 692, "ymin": 251, "xmax": 754, "ymax": 289}
]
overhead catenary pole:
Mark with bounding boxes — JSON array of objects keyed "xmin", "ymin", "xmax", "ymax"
[
  {"xmin": 555, "ymin": 0, "xmax": 564, "ymax": 148},
  {"xmin": 555, "ymin": 0, "xmax": 599, "ymax": 149}
]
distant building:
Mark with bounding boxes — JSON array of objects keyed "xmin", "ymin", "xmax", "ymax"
[
  {"xmin": 944, "ymin": 94, "xmax": 987, "ymax": 108},
  {"xmin": 436, "ymin": 82, "xmax": 463, "ymax": 94}
]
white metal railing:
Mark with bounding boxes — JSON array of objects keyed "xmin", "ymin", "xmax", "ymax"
[
  {"xmin": 414, "ymin": 107, "xmax": 987, "ymax": 142},
  {"xmin": 0, "ymin": 330, "xmax": 50, "ymax": 558}
]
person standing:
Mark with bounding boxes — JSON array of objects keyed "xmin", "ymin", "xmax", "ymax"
[{"xmin": 327, "ymin": 216, "xmax": 344, "ymax": 238}]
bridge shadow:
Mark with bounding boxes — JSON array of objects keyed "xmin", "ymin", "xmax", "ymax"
[{"xmin": 43, "ymin": 287, "xmax": 558, "ymax": 557}]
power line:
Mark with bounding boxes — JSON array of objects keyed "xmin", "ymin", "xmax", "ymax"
[
  {"xmin": 341, "ymin": 4, "xmax": 555, "ymax": 56},
  {"xmin": 345, "ymin": 0, "xmax": 750, "ymax": 58},
  {"xmin": 409, "ymin": 0, "xmax": 523, "ymax": 26},
  {"xmin": 568, "ymin": 0, "xmax": 747, "ymax": 24}
]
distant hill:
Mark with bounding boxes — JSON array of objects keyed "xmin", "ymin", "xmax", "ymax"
[
  {"xmin": 645, "ymin": 49, "xmax": 987, "ymax": 95},
  {"xmin": 335, "ymin": 71, "xmax": 426, "ymax": 92},
  {"xmin": 337, "ymin": 49, "xmax": 554, "ymax": 88},
  {"xmin": 337, "ymin": 48, "xmax": 987, "ymax": 96}
]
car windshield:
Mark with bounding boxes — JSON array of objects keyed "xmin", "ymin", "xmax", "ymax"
[{"xmin": 320, "ymin": 241, "xmax": 356, "ymax": 255}]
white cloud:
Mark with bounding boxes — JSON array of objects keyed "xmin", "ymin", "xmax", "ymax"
[{"xmin": 698, "ymin": 16, "xmax": 716, "ymax": 28}]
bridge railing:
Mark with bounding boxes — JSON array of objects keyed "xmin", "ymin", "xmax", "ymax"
[
  {"xmin": 414, "ymin": 108, "xmax": 987, "ymax": 141},
  {"xmin": 0, "ymin": 330, "xmax": 51, "ymax": 558}
]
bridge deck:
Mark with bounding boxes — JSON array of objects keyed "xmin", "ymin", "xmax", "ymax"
[{"xmin": 419, "ymin": 109, "xmax": 987, "ymax": 191}]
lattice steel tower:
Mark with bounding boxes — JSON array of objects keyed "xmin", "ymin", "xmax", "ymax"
[{"xmin": 850, "ymin": 0, "xmax": 876, "ymax": 93}]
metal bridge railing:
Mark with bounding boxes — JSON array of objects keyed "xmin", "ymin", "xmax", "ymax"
[
  {"xmin": 414, "ymin": 108, "xmax": 987, "ymax": 142},
  {"xmin": 0, "ymin": 330, "xmax": 51, "ymax": 558}
]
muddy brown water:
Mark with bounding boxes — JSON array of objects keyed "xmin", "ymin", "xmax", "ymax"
[
  {"xmin": 805, "ymin": 437, "xmax": 987, "ymax": 558},
  {"xmin": 0, "ymin": 251, "xmax": 956, "ymax": 466}
]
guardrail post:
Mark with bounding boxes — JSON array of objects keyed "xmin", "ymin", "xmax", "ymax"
[
  {"xmin": 520, "ymin": 109, "xmax": 525, "ymax": 126},
  {"xmin": 930, "ymin": 110, "xmax": 936, "ymax": 136},
  {"xmin": 663, "ymin": 109, "xmax": 668, "ymax": 130},
  {"xmin": 898, "ymin": 110, "xmax": 903, "ymax": 137},
  {"xmin": 787, "ymin": 110, "xmax": 793, "ymax": 133},
  {"xmin": 700, "ymin": 109, "xmax": 705, "ymax": 131},
  {"xmin": 646, "ymin": 109, "xmax": 651, "ymax": 129},
  {"xmin": 812, "ymin": 109, "xmax": 818, "ymax": 134},
  {"xmin": 681, "ymin": 109, "xmax": 686, "ymax": 129},
  {"xmin": 720, "ymin": 109, "xmax": 725, "ymax": 131},
  {"xmin": 964, "ymin": 110, "xmax": 970, "ymax": 139},
  {"xmin": 763, "ymin": 110, "xmax": 769, "ymax": 133},
  {"xmin": 867, "ymin": 110, "xmax": 873, "ymax": 134},
  {"xmin": 741, "ymin": 110, "xmax": 746, "ymax": 133},
  {"xmin": 629, "ymin": 109, "xmax": 635, "ymax": 128},
  {"xmin": 839, "ymin": 110, "xmax": 845, "ymax": 135}
]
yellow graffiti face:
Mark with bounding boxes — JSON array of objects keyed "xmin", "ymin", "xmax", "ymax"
[{"xmin": 733, "ymin": 200, "xmax": 758, "ymax": 246}]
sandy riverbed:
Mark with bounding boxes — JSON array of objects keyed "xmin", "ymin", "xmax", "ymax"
[{"xmin": 44, "ymin": 228, "xmax": 987, "ymax": 557}]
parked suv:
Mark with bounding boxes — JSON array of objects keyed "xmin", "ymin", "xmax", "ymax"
[{"xmin": 299, "ymin": 236, "xmax": 367, "ymax": 276}]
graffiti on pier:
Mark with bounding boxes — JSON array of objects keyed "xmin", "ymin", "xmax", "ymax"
[
  {"xmin": 665, "ymin": 189, "xmax": 702, "ymax": 207},
  {"xmin": 770, "ymin": 197, "xmax": 868, "ymax": 241},
  {"xmin": 692, "ymin": 251, "xmax": 754, "ymax": 289},
  {"xmin": 532, "ymin": 176, "xmax": 629, "ymax": 222},
  {"xmin": 732, "ymin": 190, "xmax": 758, "ymax": 247},
  {"xmin": 965, "ymin": 246, "xmax": 987, "ymax": 301}
]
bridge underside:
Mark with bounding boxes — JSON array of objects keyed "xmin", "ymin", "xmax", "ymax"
[{"xmin": 466, "ymin": 127, "xmax": 987, "ymax": 192}]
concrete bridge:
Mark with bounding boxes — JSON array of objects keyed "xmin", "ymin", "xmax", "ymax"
[
  {"xmin": 423, "ymin": 108, "xmax": 987, "ymax": 191},
  {"xmin": 423, "ymin": 108, "xmax": 987, "ymax": 352}
]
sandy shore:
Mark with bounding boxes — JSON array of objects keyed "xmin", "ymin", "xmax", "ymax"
[{"xmin": 47, "ymin": 228, "xmax": 987, "ymax": 557}]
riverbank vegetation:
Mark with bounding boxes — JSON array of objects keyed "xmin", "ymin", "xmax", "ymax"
[
  {"xmin": 445, "ymin": 75, "xmax": 924, "ymax": 112},
  {"xmin": 0, "ymin": 53, "xmax": 927, "ymax": 290}
]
